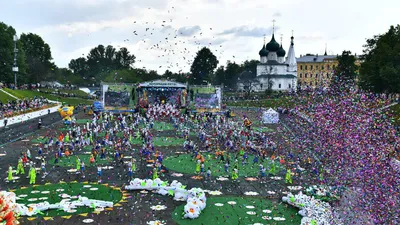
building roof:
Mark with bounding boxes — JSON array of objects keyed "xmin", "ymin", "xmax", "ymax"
[
  {"xmin": 285, "ymin": 36, "xmax": 296, "ymax": 67},
  {"xmin": 266, "ymin": 34, "xmax": 280, "ymax": 52},
  {"xmin": 296, "ymin": 55, "xmax": 337, "ymax": 63}
]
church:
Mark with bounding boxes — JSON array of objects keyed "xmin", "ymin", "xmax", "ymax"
[{"xmin": 238, "ymin": 32, "xmax": 297, "ymax": 92}]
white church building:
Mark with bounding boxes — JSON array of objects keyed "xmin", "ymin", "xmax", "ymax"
[{"xmin": 238, "ymin": 32, "xmax": 297, "ymax": 92}]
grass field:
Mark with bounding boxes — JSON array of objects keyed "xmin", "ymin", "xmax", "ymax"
[
  {"xmin": 38, "ymin": 88, "xmax": 90, "ymax": 98},
  {"xmin": 163, "ymin": 153, "xmax": 283, "ymax": 177},
  {"xmin": 172, "ymin": 196, "xmax": 302, "ymax": 225},
  {"xmin": 226, "ymin": 97, "xmax": 294, "ymax": 108},
  {"xmin": 13, "ymin": 183, "xmax": 122, "ymax": 217},
  {"xmin": 0, "ymin": 90, "xmax": 18, "ymax": 103},
  {"xmin": 2, "ymin": 88, "xmax": 93, "ymax": 105},
  {"xmin": 48, "ymin": 154, "xmax": 113, "ymax": 168}
]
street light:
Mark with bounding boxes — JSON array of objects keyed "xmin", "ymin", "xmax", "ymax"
[{"xmin": 13, "ymin": 34, "xmax": 19, "ymax": 89}]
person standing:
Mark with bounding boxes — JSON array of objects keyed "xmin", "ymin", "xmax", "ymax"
[
  {"xmin": 16, "ymin": 158, "xmax": 25, "ymax": 175},
  {"xmin": 29, "ymin": 165, "xmax": 36, "ymax": 185},
  {"xmin": 7, "ymin": 165, "xmax": 13, "ymax": 183}
]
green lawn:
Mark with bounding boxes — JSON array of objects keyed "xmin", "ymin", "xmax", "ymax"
[
  {"xmin": 163, "ymin": 153, "xmax": 283, "ymax": 177},
  {"xmin": 131, "ymin": 136, "xmax": 185, "ymax": 147},
  {"xmin": 172, "ymin": 196, "xmax": 302, "ymax": 225},
  {"xmin": 13, "ymin": 183, "xmax": 122, "ymax": 217},
  {"xmin": 226, "ymin": 97, "xmax": 294, "ymax": 108},
  {"xmin": 3, "ymin": 88, "xmax": 93, "ymax": 106},
  {"xmin": 38, "ymin": 88, "xmax": 90, "ymax": 98},
  {"xmin": 48, "ymin": 154, "xmax": 113, "ymax": 168},
  {"xmin": 0, "ymin": 90, "xmax": 17, "ymax": 103}
]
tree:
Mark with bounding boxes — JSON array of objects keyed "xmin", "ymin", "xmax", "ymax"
[
  {"xmin": 330, "ymin": 50, "xmax": 358, "ymax": 91},
  {"xmin": 189, "ymin": 47, "xmax": 218, "ymax": 85},
  {"xmin": 224, "ymin": 61, "xmax": 243, "ymax": 89},
  {"xmin": 115, "ymin": 47, "xmax": 135, "ymax": 69},
  {"xmin": 238, "ymin": 69, "xmax": 259, "ymax": 96},
  {"xmin": 213, "ymin": 66, "xmax": 225, "ymax": 85},
  {"xmin": 0, "ymin": 22, "xmax": 27, "ymax": 84},
  {"xmin": 359, "ymin": 25, "xmax": 400, "ymax": 93},
  {"xmin": 68, "ymin": 57, "xmax": 89, "ymax": 78},
  {"xmin": 19, "ymin": 33, "xmax": 53, "ymax": 83},
  {"xmin": 242, "ymin": 60, "xmax": 259, "ymax": 76}
]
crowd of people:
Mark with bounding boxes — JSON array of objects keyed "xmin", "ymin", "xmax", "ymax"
[{"xmin": 0, "ymin": 97, "xmax": 51, "ymax": 120}]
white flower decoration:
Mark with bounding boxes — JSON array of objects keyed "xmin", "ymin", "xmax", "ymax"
[
  {"xmin": 28, "ymin": 198, "xmax": 38, "ymax": 202},
  {"xmin": 82, "ymin": 219, "xmax": 94, "ymax": 223},
  {"xmin": 83, "ymin": 185, "xmax": 91, "ymax": 188},
  {"xmin": 244, "ymin": 191, "xmax": 259, "ymax": 196},
  {"xmin": 227, "ymin": 201, "xmax": 236, "ymax": 205},
  {"xmin": 262, "ymin": 209, "xmax": 272, "ymax": 213},
  {"xmin": 208, "ymin": 190, "xmax": 223, "ymax": 196},
  {"xmin": 56, "ymin": 189, "xmax": 64, "ymax": 192},
  {"xmin": 267, "ymin": 191, "xmax": 276, "ymax": 195},
  {"xmin": 262, "ymin": 216, "xmax": 272, "ymax": 220},
  {"xmin": 31, "ymin": 191, "xmax": 40, "ymax": 194},
  {"xmin": 287, "ymin": 186, "xmax": 302, "ymax": 191},
  {"xmin": 171, "ymin": 173, "xmax": 183, "ymax": 177},
  {"xmin": 246, "ymin": 211, "xmax": 256, "ymax": 215},
  {"xmin": 150, "ymin": 205, "xmax": 167, "ymax": 211},
  {"xmin": 41, "ymin": 191, "xmax": 50, "ymax": 194},
  {"xmin": 216, "ymin": 176, "xmax": 229, "ymax": 181},
  {"xmin": 90, "ymin": 188, "xmax": 99, "ymax": 191},
  {"xmin": 214, "ymin": 203, "xmax": 224, "ymax": 207},
  {"xmin": 270, "ymin": 176, "xmax": 282, "ymax": 180},
  {"xmin": 147, "ymin": 220, "xmax": 164, "ymax": 225},
  {"xmin": 273, "ymin": 217, "xmax": 286, "ymax": 221},
  {"xmin": 245, "ymin": 205, "xmax": 255, "ymax": 209}
]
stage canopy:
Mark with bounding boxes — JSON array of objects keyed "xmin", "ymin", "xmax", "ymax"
[
  {"xmin": 262, "ymin": 108, "xmax": 279, "ymax": 124},
  {"xmin": 137, "ymin": 80, "xmax": 187, "ymax": 89}
]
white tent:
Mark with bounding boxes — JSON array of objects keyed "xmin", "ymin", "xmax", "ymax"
[{"xmin": 262, "ymin": 108, "xmax": 279, "ymax": 124}]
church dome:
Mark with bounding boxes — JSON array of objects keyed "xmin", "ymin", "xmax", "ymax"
[
  {"xmin": 277, "ymin": 45, "xmax": 286, "ymax": 57},
  {"xmin": 259, "ymin": 45, "xmax": 268, "ymax": 57},
  {"xmin": 266, "ymin": 34, "xmax": 280, "ymax": 52}
]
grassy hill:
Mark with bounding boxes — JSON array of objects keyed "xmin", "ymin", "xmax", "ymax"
[{"xmin": 1, "ymin": 88, "xmax": 93, "ymax": 105}]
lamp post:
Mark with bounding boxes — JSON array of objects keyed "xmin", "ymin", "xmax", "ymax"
[{"xmin": 12, "ymin": 34, "xmax": 19, "ymax": 89}]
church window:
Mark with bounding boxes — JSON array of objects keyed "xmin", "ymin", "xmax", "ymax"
[
  {"xmin": 305, "ymin": 65, "xmax": 308, "ymax": 70},
  {"xmin": 278, "ymin": 84, "xmax": 281, "ymax": 88},
  {"xmin": 300, "ymin": 73, "xmax": 302, "ymax": 78},
  {"xmin": 305, "ymin": 74, "xmax": 308, "ymax": 78},
  {"xmin": 300, "ymin": 65, "xmax": 303, "ymax": 70},
  {"xmin": 322, "ymin": 65, "xmax": 324, "ymax": 70},
  {"xmin": 310, "ymin": 74, "xmax": 313, "ymax": 78},
  {"xmin": 310, "ymin": 65, "xmax": 313, "ymax": 70}
]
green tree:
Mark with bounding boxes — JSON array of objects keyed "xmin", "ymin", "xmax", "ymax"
[
  {"xmin": 213, "ymin": 66, "xmax": 225, "ymax": 85},
  {"xmin": 115, "ymin": 47, "xmax": 135, "ymax": 69},
  {"xmin": 189, "ymin": 47, "xmax": 218, "ymax": 85},
  {"xmin": 224, "ymin": 61, "xmax": 243, "ymax": 89},
  {"xmin": 242, "ymin": 60, "xmax": 259, "ymax": 76},
  {"xmin": 0, "ymin": 22, "xmax": 27, "ymax": 84},
  {"xmin": 19, "ymin": 33, "xmax": 53, "ymax": 83},
  {"xmin": 68, "ymin": 57, "xmax": 89, "ymax": 78},
  {"xmin": 330, "ymin": 50, "xmax": 358, "ymax": 91},
  {"xmin": 359, "ymin": 25, "xmax": 400, "ymax": 93}
]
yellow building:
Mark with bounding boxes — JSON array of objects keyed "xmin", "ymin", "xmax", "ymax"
[
  {"xmin": 297, "ymin": 54, "xmax": 338, "ymax": 88},
  {"xmin": 297, "ymin": 53, "xmax": 362, "ymax": 89}
]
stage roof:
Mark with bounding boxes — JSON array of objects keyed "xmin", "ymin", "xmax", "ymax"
[{"xmin": 137, "ymin": 80, "xmax": 187, "ymax": 88}]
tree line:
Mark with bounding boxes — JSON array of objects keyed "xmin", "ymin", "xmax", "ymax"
[{"xmin": 1, "ymin": 20, "xmax": 399, "ymax": 93}]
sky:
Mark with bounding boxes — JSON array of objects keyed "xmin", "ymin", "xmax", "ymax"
[{"xmin": 1, "ymin": 0, "xmax": 399, "ymax": 74}]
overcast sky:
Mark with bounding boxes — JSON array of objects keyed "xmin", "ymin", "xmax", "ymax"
[{"xmin": 1, "ymin": 0, "xmax": 399, "ymax": 73}]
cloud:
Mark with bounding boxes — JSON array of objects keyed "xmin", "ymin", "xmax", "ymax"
[
  {"xmin": 177, "ymin": 26, "xmax": 201, "ymax": 37},
  {"xmin": 218, "ymin": 25, "xmax": 276, "ymax": 37},
  {"xmin": 272, "ymin": 12, "xmax": 282, "ymax": 17}
]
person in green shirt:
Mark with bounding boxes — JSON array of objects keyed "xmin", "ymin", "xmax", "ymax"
[
  {"xmin": 76, "ymin": 156, "xmax": 81, "ymax": 173},
  {"xmin": 195, "ymin": 160, "xmax": 201, "ymax": 174},
  {"xmin": 231, "ymin": 166, "xmax": 239, "ymax": 181},
  {"xmin": 152, "ymin": 167, "xmax": 158, "ymax": 180},
  {"xmin": 285, "ymin": 169, "xmax": 293, "ymax": 184},
  {"xmin": 269, "ymin": 161, "xmax": 277, "ymax": 175},
  {"xmin": 7, "ymin": 165, "xmax": 13, "ymax": 183},
  {"xmin": 16, "ymin": 158, "xmax": 25, "ymax": 175},
  {"xmin": 29, "ymin": 166, "xmax": 36, "ymax": 185}
]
